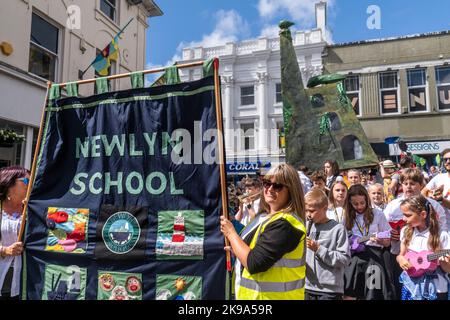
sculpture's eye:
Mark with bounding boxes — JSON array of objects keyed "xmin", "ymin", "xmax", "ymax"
[{"xmin": 311, "ymin": 94, "xmax": 325, "ymax": 108}]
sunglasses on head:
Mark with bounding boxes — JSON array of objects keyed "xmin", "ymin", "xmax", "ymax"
[
  {"xmin": 262, "ymin": 180, "xmax": 285, "ymax": 191},
  {"xmin": 19, "ymin": 177, "xmax": 29, "ymax": 185}
]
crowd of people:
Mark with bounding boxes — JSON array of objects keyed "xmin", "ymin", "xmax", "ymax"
[
  {"xmin": 1, "ymin": 149, "xmax": 449, "ymax": 300},
  {"xmin": 222, "ymin": 149, "xmax": 450, "ymax": 300}
]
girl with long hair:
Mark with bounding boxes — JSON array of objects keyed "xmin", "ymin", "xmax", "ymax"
[
  {"xmin": 396, "ymin": 195, "xmax": 450, "ymax": 300},
  {"xmin": 326, "ymin": 181, "xmax": 348, "ymax": 224},
  {"xmin": 343, "ymin": 184, "xmax": 393, "ymax": 300}
]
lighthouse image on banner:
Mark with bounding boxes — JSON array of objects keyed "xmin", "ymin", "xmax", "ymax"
[
  {"xmin": 156, "ymin": 210, "xmax": 204, "ymax": 260},
  {"xmin": 279, "ymin": 21, "xmax": 378, "ymax": 171}
]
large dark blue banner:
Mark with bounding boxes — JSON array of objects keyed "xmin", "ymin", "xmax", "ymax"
[{"xmin": 23, "ymin": 76, "xmax": 227, "ymax": 300}]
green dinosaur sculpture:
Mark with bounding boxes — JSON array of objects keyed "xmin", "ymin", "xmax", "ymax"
[{"xmin": 279, "ymin": 21, "xmax": 379, "ymax": 171}]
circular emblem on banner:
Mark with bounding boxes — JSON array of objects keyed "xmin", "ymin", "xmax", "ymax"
[{"xmin": 102, "ymin": 211, "xmax": 140, "ymax": 254}]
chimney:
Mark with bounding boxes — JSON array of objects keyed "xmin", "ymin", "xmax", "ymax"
[{"xmin": 315, "ymin": 1, "xmax": 327, "ymax": 32}]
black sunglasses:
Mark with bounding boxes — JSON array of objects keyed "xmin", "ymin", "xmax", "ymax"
[
  {"xmin": 443, "ymin": 157, "xmax": 450, "ymax": 163},
  {"xmin": 262, "ymin": 180, "xmax": 285, "ymax": 191}
]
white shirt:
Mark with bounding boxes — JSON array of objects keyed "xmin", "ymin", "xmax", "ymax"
[
  {"xmin": 298, "ymin": 171, "xmax": 312, "ymax": 194},
  {"xmin": 346, "ymin": 208, "xmax": 391, "ymax": 248},
  {"xmin": 326, "ymin": 175, "xmax": 343, "ymax": 189},
  {"xmin": 240, "ymin": 198, "xmax": 260, "ymax": 227},
  {"xmin": 326, "ymin": 206, "xmax": 345, "ymax": 224},
  {"xmin": 0, "ymin": 211, "xmax": 22, "ymax": 297},
  {"xmin": 426, "ymin": 173, "xmax": 450, "ymax": 229},
  {"xmin": 400, "ymin": 227, "xmax": 450, "ymax": 293},
  {"xmin": 384, "ymin": 195, "xmax": 448, "ymax": 255}
]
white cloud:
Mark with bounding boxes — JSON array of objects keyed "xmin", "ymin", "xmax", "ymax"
[
  {"xmin": 181, "ymin": 10, "xmax": 250, "ymax": 49},
  {"xmin": 144, "ymin": 62, "xmax": 164, "ymax": 86},
  {"xmin": 166, "ymin": 10, "xmax": 250, "ymax": 66},
  {"xmin": 258, "ymin": 0, "xmax": 335, "ymax": 28},
  {"xmin": 259, "ymin": 24, "xmax": 279, "ymax": 38}
]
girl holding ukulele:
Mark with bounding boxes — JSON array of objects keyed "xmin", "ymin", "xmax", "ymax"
[{"xmin": 397, "ymin": 195, "xmax": 450, "ymax": 300}]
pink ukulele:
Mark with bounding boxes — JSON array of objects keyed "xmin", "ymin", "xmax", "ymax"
[{"xmin": 405, "ymin": 249, "xmax": 450, "ymax": 277}]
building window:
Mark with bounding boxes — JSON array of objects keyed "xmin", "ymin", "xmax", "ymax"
[
  {"xmin": 241, "ymin": 123, "xmax": 255, "ymax": 151},
  {"xmin": 240, "ymin": 86, "xmax": 255, "ymax": 106},
  {"xmin": 407, "ymin": 68, "xmax": 427, "ymax": 112},
  {"xmin": 344, "ymin": 75, "xmax": 360, "ymax": 115},
  {"xmin": 29, "ymin": 13, "xmax": 59, "ymax": 81},
  {"xmin": 100, "ymin": 0, "xmax": 116, "ymax": 21},
  {"xmin": 379, "ymin": 71, "xmax": 399, "ymax": 114},
  {"xmin": 276, "ymin": 122, "xmax": 285, "ymax": 153},
  {"xmin": 436, "ymin": 66, "xmax": 450, "ymax": 110},
  {"xmin": 275, "ymin": 83, "xmax": 282, "ymax": 103}
]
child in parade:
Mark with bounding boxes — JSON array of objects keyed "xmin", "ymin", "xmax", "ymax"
[
  {"xmin": 324, "ymin": 160, "xmax": 343, "ymax": 189},
  {"xmin": 235, "ymin": 178, "xmax": 261, "ymax": 226},
  {"xmin": 379, "ymin": 160, "xmax": 400, "ymax": 203},
  {"xmin": 343, "ymin": 185, "xmax": 394, "ymax": 300},
  {"xmin": 383, "ymin": 168, "xmax": 448, "ymax": 299},
  {"xmin": 326, "ymin": 181, "xmax": 348, "ymax": 224},
  {"xmin": 396, "ymin": 195, "xmax": 450, "ymax": 300},
  {"xmin": 305, "ymin": 188, "xmax": 351, "ymax": 300},
  {"xmin": 368, "ymin": 183, "xmax": 386, "ymax": 211},
  {"xmin": 347, "ymin": 169, "xmax": 362, "ymax": 186},
  {"xmin": 310, "ymin": 171, "xmax": 329, "ymax": 196}
]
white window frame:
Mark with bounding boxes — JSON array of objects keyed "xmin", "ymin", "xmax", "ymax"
[
  {"xmin": 99, "ymin": 0, "xmax": 117, "ymax": 22},
  {"xmin": 379, "ymin": 71, "xmax": 400, "ymax": 115},
  {"xmin": 240, "ymin": 122, "xmax": 255, "ymax": 152},
  {"xmin": 435, "ymin": 66, "xmax": 450, "ymax": 112},
  {"xmin": 344, "ymin": 74, "xmax": 361, "ymax": 117},
  {"xmin": 29, "ymin": 12, "xmax": 60, "ymax": 82},
  {"xmin": 275, "ymin": 82, "xmax": 282, "ymax": 105},
  {"xmin": 240, "ymin": 85, "xmax": 255, "ymax": 107},
  {"xmin": 407, "ymin": 68, "xmax": 429, "ymax": 113}
]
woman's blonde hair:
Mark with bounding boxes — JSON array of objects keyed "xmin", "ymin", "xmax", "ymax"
[
  {"xmin": 400, "ymin": 195, "xmax": 441, "ymax": 252},
  {"xmin": 259, "ymin": 163, "xmax": 305, "ymax": 221}
]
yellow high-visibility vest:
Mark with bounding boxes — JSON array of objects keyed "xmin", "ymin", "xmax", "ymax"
[{"xmin": 236, "ymin": 212, "xmax": 306, "ymax": 300}]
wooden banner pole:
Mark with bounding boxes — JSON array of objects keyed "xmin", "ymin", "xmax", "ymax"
[
  {"xmin": 59, "ymin": 61, "xmax": 205, "ymax": 88},
  {"xmin": 212, "ymin": 58, "xmax": 232, "ymax": 272},
  {"xmin": 18, "ymin": 81, "xmax": 52, "ymax": 242}
]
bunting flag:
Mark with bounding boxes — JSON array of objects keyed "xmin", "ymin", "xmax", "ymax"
[
  {"xmin": 92, "ymin": 36, "xmax": 119, "ymax": 76},
  {"xmin": 413, "ymin": 154, "xmax": 427, "ymax": 167},
  {"xmin": 436, "ymin": 154, "xmax": 441, "ymax": 166}
]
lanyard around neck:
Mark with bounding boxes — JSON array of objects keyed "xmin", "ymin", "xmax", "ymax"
[{"xmin": 354, "ymin": 215, "xmax": 369, "ymax": 236}]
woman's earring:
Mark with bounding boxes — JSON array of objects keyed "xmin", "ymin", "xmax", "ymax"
[{"xmin": 7, "ymin": 196, "xmax": 11, "ymax": 201}]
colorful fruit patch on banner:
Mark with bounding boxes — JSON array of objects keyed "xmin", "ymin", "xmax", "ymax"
[
  {"xmin": 156, "ymin": 210, "xmax": 204, "ymax": 260},
  {"xmin": 42, "ymin": 264, "xmax": 87, "ymax": 300},
  {"xmin": 45, "ymin": 207, "xmax": 89, "ymax": 254},
  {"xmin": 155, "ymin": 274, "xmax": 202, "ymax": 300},
  {"xmin": 97, "ymin": 271, "xmax": 142, "ymax": 300}
]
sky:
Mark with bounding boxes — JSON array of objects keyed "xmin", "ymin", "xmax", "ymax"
[{"xmin": 145, "ymin": 0, "xmax": 450, "ymax": 72}]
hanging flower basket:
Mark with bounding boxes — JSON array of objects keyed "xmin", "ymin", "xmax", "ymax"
[{"xmin": 0, "ymin": 129, "xmax": 25, "ymax": 148}]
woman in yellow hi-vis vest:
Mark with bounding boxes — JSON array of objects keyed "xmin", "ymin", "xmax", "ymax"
[{"xmin": 220, "ymin": 164, "xmax": 306, "ymax": 300}]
